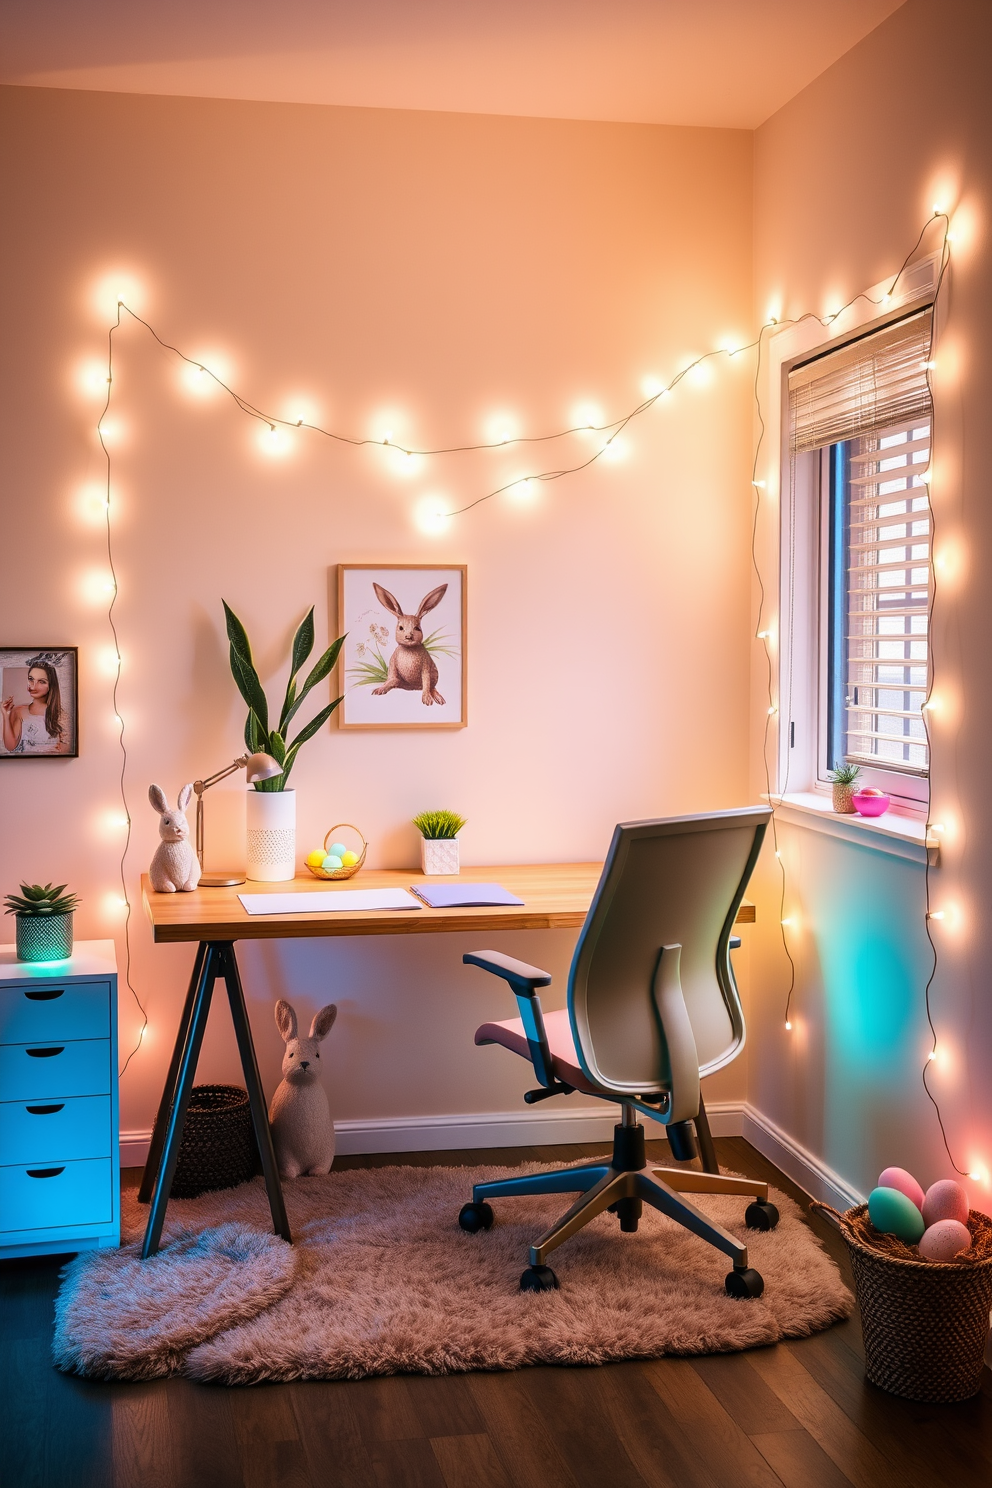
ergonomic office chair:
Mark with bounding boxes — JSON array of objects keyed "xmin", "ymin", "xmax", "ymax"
[{"xmin": 459, "ymin": 808, "xmax": 777, "ymax": 1296}]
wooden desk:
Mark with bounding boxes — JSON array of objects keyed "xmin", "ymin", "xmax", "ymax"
[{"xmin": 137, "ymin": 866, "xmax": 755, "ymax": 1257}]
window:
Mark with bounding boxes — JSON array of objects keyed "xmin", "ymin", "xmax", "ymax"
[
  {"xmin": 824, "ymin": 420, "xmax": 931, "ymax": 776},
  {"xmin": 786, "ymin": 307, "xmax": 934, "ymax": 802}
]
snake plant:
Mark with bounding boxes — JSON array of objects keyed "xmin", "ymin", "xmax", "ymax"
[{"xmin": 223, "ymin": 601, "xmax": 344, "ymax": 791}]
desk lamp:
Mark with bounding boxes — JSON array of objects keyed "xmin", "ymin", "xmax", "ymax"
[{"xmin": 194, "ymin": 752, "xmax": 281, "ymax": 887}]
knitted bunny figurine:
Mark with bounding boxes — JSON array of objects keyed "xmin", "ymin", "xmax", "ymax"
[
  {"xmin": 268, "ymin": 999, "xmax": 338, "ymax": 1177},
  {"xmin": 148, "ymin": 784, "xmax": 200, "ymax": 892}
]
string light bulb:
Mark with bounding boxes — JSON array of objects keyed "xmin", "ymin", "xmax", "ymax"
[{"xmin": 784, "ymin": 1020, "xmax": 792, "ymax": 1031}]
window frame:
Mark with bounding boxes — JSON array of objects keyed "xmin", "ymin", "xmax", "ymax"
[{"xmin": 760, "ymin": 256, "xmax": 940, "ymax": 817}]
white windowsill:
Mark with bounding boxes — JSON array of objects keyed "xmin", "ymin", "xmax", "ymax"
[{"xmin": 767, "ymin": 792, "xmax": 932, "ymax": 866}]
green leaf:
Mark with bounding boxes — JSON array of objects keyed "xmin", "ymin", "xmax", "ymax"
[
  {"xmin": 267, "ymin": 729, "xmax": 287, "ymax": 766},
  {"xmin": 289, "ymin": 608, "xmax": 315, "ymax": 683},
  {"xmin": 284, "ymin": 636, "xmax": 345, "ymax": 728},
  {"xmin": 287, "ymin": 696, "xmax": 342, "ymax": 755},
  {"xmin": 222, "ymin": 600, "xmax": 254, "ymax": 668},
  {"xmin": 229, "ymin": 647, "xmax": 269, "ymax": 734},
  {"xmin": 278, "ymin": 676, "xmax": 298, "ymax": 734}
]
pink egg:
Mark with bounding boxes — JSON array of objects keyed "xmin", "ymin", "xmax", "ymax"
[
  {"xmin": 922, "ymin": 1178, "xmax": 970, "ymax": 1227},
  {"xmin": 878, "ymin": 1166, "xmax": 924, "ymax": 1212},
  {"xmin": 918, "ymin": 1218, "xmax": 972, "ymax": 1263}
]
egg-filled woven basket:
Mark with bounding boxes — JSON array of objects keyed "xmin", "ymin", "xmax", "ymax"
[
  {"xmin": 305, "ymin": 823, "xmax": 368, "ymax": 880},
  {"xmin": 811, "ymin": 1201, "xmax": 992, "ymax": 1402}
]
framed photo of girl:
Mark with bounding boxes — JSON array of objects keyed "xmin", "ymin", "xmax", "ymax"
[
  {"xmin": 0, "ymin": 648, "xmax": 78, "ymax": 759},
  {"xmin": 336, "ymin": 565, "xmax": 466, "ymax": 729}
]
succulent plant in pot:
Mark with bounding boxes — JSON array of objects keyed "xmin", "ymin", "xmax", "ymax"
[
  {"xmin": 4, "ymin": 882, "xmax": 80, "ymax": 962},
  {"xmin": 828, "ymin": 761, "xmax": 861, "ymax": 814},
  {"xmin": 413, "ymin": 809, "xmax": 466, "ymax": 877}
]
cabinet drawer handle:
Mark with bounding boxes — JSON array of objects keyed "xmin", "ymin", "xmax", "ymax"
[
  {"xmin": 26, "ymin": 1167, "xmax": 65, "ymax": 1179},
  {"xmin": 26, "ymin": 1047, "xmax": 65, "ymax": 1058},
  {"xmin": 24, "ymin": 988, "xmax": 65, "ymax": 1001},
  {"xmin": 26, "ymin": 1103, "xmax": 65, "ymax": 1115}
]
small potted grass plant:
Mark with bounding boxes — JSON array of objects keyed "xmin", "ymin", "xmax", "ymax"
[
  {"xmin": 413, "ymin": 810, "xmax": 466, "ymax": 877},
  {"xmin": 4, "ymin": 882, "xmax": 80, "ymax": 962},
  {"xmin": 829, "ymin": 761, "xmax": 861, "ymax": 814}
]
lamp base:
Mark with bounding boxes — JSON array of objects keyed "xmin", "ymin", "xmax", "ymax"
[{"xmin": 199, "ymin": 871, "xmax": 246, "ymax": 888}]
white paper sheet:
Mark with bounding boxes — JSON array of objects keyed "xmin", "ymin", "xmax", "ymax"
[{"xmin": 238, "ymin": 888, "xmax": 422, "ymax": 915}]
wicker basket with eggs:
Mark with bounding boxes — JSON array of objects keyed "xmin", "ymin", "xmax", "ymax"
[{"xmin": 304, "ymin": 824, "xmax": 367, "ymax": 880}]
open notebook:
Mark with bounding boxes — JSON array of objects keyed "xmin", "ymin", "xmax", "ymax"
[{"xmin": 409, "ymin": 882, "xmax": 524, "ymax": 909}]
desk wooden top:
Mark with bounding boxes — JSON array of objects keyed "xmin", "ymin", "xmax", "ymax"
[{"xmin": 141, "ymin": 864, "xmax": 756, "ymax": 944}]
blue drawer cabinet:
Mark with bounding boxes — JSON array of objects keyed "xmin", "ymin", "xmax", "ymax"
[{"xmin": 0, "ymin": 941, "xmax": 119, "ymax": 1257}]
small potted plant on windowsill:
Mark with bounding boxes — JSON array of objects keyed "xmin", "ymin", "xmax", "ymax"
[
  {"xmin": 4, "ymin": 882, "xmax": 80, "ymax": 962},
  {"xmin": 413, "ymin": 810, "xmax": 466, "ymax": 876},
  {"xmin": 829, "ymin": 762, "xmax": 861, "ymax": 815}
]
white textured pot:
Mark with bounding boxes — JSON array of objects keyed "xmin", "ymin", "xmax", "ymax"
[
  {"xmin": 246, "ymin": 788, "xmax": 296, "ymax": 882},
  {"xmin": 421, "ymin": 837, "xmax": 460, "ymax": 876}
]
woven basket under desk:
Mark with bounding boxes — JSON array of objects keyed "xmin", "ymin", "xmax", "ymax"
[{"xmin": 168, "ymin": 1084, "xmax": 260, "ymax": 1199}]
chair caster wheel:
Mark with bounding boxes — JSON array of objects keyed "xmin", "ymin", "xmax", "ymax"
[
  {"xmin": 520, "ymin": 1265, "xmax": 559, "ymax": 1293},
  {"xmin": 458, "ymin": 1201, "xmax": 494, "ymax": 1233},
  {"xmin": 725, "ymin": 1267, "xmax": 764, "ymax": 1299},
  {"xmin": 745, "ymin": 1200, "xmax": 779, "ymax": 1231}
]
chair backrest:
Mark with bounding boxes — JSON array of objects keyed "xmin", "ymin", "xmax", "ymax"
[{"xmin": 567, "ymin": 808, "xmax": 770, "ymax": 1104}]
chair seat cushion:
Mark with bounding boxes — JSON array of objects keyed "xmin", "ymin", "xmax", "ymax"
[{"xmin": 475, "ymin": 1009, "xmax": 600, "ymax": 1094}]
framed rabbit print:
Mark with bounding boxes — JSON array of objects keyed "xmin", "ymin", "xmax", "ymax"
[
  {"xmin": 336, "ymin": 565, "xmax": 466, "ymax": 729},
  {"xmin": 0, "ymin": 646, "xmax": 78, "ymax": 758}
]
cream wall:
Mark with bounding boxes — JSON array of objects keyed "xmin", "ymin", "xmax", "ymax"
[
  {"xmin": 0, "ymin": 85, "xmax": 754, "ymax": 1144},
  {"xmin": 750, "ymin": 0, "xmax": 992, "ymax": 1203}
]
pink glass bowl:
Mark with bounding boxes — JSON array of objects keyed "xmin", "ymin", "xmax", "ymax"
[{"xmin": 852, "ymin": 791, "xmax": 891, "ymax": 817}]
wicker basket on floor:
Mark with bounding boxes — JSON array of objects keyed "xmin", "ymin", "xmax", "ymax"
[
  {"xmin": 812, "ymin": 1201, "xmax": 992, "ymax": 1402},
  {"xmin": 169, "ymin": 1085, "xmax": 259, "ymax": 1199}
]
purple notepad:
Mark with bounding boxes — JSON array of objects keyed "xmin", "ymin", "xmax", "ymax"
[{"xmin": 409, "ymin": 882, "xmax": 524, "ymax": 909}]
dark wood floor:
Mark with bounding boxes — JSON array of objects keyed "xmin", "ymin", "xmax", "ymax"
[{"xmin": 3, "ymin": 1136, "xmax": 990, "ymax": 1488}]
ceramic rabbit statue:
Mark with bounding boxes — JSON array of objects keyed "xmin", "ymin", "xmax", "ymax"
[
  {"xmin": 268, "ymin": 999, "xmax": 338, "ymax": 1177},
  {"xmin": 148, "ymin": 783, "xmax": 200, "ymax": 892},
  {"xmin": 371, "ymin": 581, "xmax": 448, "ymax": 706}
]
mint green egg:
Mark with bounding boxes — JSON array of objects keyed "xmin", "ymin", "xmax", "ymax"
[
  {"xmin": 868, "ymin": 1186, "xmax": 925, "ymax": 1243},
  {"xmin": 329, "ymin": 842, "xmax": 347, "ymax": 858},
  {"xmin": 322, "ymin": 854, "xmax": 344, "ymax": 870}
]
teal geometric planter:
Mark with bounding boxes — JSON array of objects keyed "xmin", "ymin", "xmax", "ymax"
[{"xmin": 15, "ymin": 912, "xmax": 74, "ymax": 962}]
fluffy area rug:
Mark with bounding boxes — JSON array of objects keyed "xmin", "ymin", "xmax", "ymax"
[{"xmin": 53, "ymin": 1162, "xmax": 852, "ymax": 1384}]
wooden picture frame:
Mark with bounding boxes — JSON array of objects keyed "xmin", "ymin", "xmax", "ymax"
[
  {"xmin": 336, "ymin": 565, "xmax": 467, "ymax": 730},
  {"xmin": 0, "ymin": 647, "xmax": 79, "ymax": 759}
]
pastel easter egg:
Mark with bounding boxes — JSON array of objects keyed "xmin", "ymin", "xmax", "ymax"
[
  {"xmin": 867, "ymin": 1186, "xmax": 926, "ymax": 1243},
  {"xmin": 341, "ymin": 850, "xmax": 359, "ymax": 867},
  {"xmin": 329, "ymin": 842, "xmax": 348, "ymax": 859},
  {"xmin": 922, "ymin": 1178, "xmax": 970, "ymax": 1227},
  {"xmin": 919, "ymin": 1218, "xmax": 972, "ymax": 1263},
  {"xmin": 306, "ymin": 849, "xmax": 326, "ymax": 869},
  {"xmin": 321, "ymin": 855, "xmax": 344, "ymax": 871},
  {"xmin": 878, "ymin": 1166, "xmax": 924, "ymax": 1212}
]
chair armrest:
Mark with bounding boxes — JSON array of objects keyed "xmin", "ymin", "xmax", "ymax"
[
  {"xmin": 464, "ymin": 949, "xmax": 557, "ymax": 1087},
  {"xmin": 462, "ymin": 950, "xmax": 552, "ymax": 997}
]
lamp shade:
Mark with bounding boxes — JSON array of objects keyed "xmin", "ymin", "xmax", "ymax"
[{"xmin": 245, "ymin": 752, "xmax": 281, "ymax": 784}]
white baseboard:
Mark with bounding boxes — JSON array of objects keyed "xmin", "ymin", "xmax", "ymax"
[
  {"xmin": 120, "ymin": 1100, "xmax": 862, "ymax": 1207},
  {"xmin": 739, "ymin": 1103, "xmax": 866, "ymax": 1210}
]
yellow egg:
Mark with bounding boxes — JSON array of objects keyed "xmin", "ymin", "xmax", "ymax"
[
  {"xmin": 341, "ymin": 850, "xmax": 359, "ymax": 867},
  {"xmin": 306, "ymin": 849, "xmax": 326, "ymax": 868}
]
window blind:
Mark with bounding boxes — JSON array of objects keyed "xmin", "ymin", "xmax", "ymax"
[
  {"xmin": 842, "ymin": 419, "xmax": 931, "ymax": 773},
  {"xmin": 789, "ymin": 308, "xmax": 933, "ymax": 454}
]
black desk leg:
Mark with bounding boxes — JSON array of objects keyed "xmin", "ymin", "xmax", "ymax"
[
  {"xmin": 141, "ymin": 942, "xmax": 220, "ymax": 1258},
  {"xmin": 138, "ymin": 941, "xmax": 206, "ymax": 1204},
  {"xmin": 219, "ymin": 944, "xmax": 291, "ymax": 1243},
  {"xmin": 694, "ymin": 1096, "xmax": 720, "ymax": 1175}
]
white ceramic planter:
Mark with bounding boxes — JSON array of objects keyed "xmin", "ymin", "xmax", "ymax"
[
  {"xmin": 421, "ymin": 837, "xmax": 460, "ymax": 876},
  {"xmin": 246, "ymin": 788, "xmax": 296, "ymax": 882}
]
